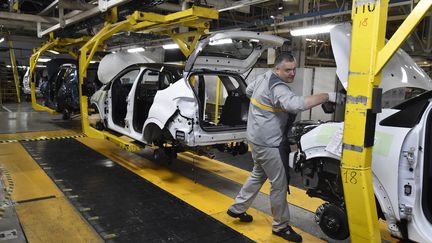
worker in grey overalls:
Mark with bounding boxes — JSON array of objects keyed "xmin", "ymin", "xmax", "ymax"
[{"xmin": 227, "ymin": 53, "xmax": 341, "ymax": 242}]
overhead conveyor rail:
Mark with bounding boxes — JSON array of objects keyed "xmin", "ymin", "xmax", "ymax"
[
  {"xmin": 79, "ymin": 6, "xmax": 218, "ymax": 152},
  {"xmin": 29, "ymin": 34, "xmax": 102, "ymax": 114}
]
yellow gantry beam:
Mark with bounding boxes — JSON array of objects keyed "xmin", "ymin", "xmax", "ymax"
[
  {"xmin": 29, "ymin": 36, "xmax": 91, "ymax": 114},
  {"xmin": 342, "ymin": 0, "xmax": 432, "ymax": 242},
  {"xmin": 79, "ymin": 6, "xmax": 218, "ymax": 151}
]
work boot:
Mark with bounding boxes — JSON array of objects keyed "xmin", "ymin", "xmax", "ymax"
[
  {"xmin": 273, "ymin": 225, "xmax": 302, "ymax": 242},
  {"xmin": 227, "ymin": 209, "xmax": 253, "ymax": 222}
]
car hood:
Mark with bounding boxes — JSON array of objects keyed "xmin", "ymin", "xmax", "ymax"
[
  {"xmin": 185, "ymin": 31, "xmax": 286, "ymax": 74},
  {"xmin": 97, "ymin": 51, "xmax": 155, "ymax": 84},
  {"xmin": 330, "ymin": 23, "xmax": 432, "ymax": 92}
]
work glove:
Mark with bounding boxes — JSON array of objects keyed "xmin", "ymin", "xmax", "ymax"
[{"xmin": 328, "ymin": 92, "xmax": 346, "ymax": 105}]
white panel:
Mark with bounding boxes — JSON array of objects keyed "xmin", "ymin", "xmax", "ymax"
[
  {"xmin": 97, "ymin": 51, "xmax": 155, "ymax": 84},
  {"xmin": 299, "ymin": 68, "xmax": 313, "ymax": 120},
  {"xmin": 245, "ymin": 68, "xmax": 268, "ymax": 84},
  {"xmin": 310, "ymin": 67, "xmax": 337, "ymax": 121}
]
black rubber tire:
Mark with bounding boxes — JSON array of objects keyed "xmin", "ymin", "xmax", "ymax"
[{"xmin": 315, "ymin": 203, "xmax": 350, "ymax": 240}]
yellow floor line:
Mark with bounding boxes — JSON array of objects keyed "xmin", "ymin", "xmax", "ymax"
[
  {"xmin": 0, "ymin": 129, "xmax": 82, "ymax": 142},
  {"xmin": 0, "ymin": 143, "xmax": 102, "ymax": 243},
  {"xmin": 178, "ymin": 152, "xmax": 397, "ymax": 243},
  {"xmin": 78, "ymin": 137, "xmax": 325, "ymax": 243}
]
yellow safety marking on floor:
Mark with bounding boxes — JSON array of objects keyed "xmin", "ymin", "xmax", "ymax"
[
  {"xmin": 15, "ymin": 197, "xmax": 103, "ymax": 243},
  {"xmin": 179, "ymin": 152, "xmax": 323, "ymax": 212},
  {"xmin": 0, "ymin": 129, "xmax": 83, "ymax": 143},
  {"xmin": 0, "ymin": 143, "xmax": 102, "ymax": 243},
  {"xmin": 178, "ymin": 152, "xmax": 397, "ymax": 243},
  {"xmin": 0, "ymin": 143, "xmax": 62, "ymax": 201},
  {"xmin": 78, "ymin": 137, "xmax": 325, "ymax": 243}
]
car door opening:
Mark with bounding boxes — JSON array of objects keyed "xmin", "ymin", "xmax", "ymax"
[
  {"xmin": 133, "ymin": 69, "xmax": 176, "ymax": 133},
  {"xmin": 189, "ymin": 72, "xmax": 249, "ymax": 131},
  {"xmin": 111, "ymin": 69, "xmax": 140, "ymax": 127}
]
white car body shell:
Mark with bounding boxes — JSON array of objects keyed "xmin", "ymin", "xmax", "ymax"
[
  {"xmin": 292, "ymin": 24, "xmax": 432, "ymax": 242},
  {"xmin": 91, "ymin": 31, "xmax": 286, "ymax": 147}
]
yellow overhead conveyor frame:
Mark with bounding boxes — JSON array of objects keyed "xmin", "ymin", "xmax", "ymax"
[
  {"xmin": 79, "ymin": 6, "xmax": 218, "ymax": 152},
  {"xmin": 29, "ymin": 34, "xmax": 93, "ymax": 114},
  {"xmin": 342, "ymin": 0, "xmax": 432, "ymax": 242}
]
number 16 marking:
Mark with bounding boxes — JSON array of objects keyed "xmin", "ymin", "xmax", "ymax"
[{"xmin": 359, "ymin": 18, "xmax": 368, "ymax": 27}]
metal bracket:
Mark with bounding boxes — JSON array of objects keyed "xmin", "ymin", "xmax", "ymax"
[{"xmin": 399, "ymin": 204, "xmax": 413, "ymax": 221}]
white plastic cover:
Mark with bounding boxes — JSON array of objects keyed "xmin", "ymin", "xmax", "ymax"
[
  {"xmin": 330, "ymin": 23, "xmax": 432, "ymax": 92},
  {"xmin": 97, "ymin": 51, "xmax": 155, "ymax": 84}
]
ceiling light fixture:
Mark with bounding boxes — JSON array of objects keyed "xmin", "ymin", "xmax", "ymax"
[
  {"xmin": 127, "ymin": 47, "xmax": 145, "ymax": 53},
  {"xmin": 48, "ymin": 50, "xmax": 60, "ymax": 54},
  {"xmin": 290, "ymin": 24, "xmax": 336, "ymax": 36},
  {"xmin": 278, "ymin": 3, "xmax": 283, "ymax": 10},
  {"xmin": 38, "ymin": 58, "xmax": 51, "ymax": 62},
  {"xmin": 0, "ymin": 37, "xmax": 4, "ymax": 43},
  {"xmin": 163, "ymin": 43, "xmax": 179, "ymax": 49},
  {"xmin": 209, "ymin": 38, "xmax": 233, "ymax": 45}
]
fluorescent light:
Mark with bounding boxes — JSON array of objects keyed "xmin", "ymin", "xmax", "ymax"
[
  {"xmin": 0, "ymin": 38, "xmax": 4, "ymax": 43},
  {"xmin": 90, "ymin": 60, "xmax": 98, "ymax": 64},
  {"xmin": 38, "ymin": 58, "xmax": 51, "ymax": 62},
  {"xmin": 6, "ymin": 65, "xmax": 11, "ymax": 68},
  {"xmin": 163, "ymin": 43, "xmax": 179, "ymax": 49},
  {"xmin": 36, "ymin": 65, "xmax": 46, "ymax": 68},
  {"xmin": 291, "ymin": 24, "xmax": 336, "ymax": 36},
  {"xmin": 127, "ymin": 47, "xmax": 145, "ymax": 53},
  {"xmin": 209, "ymin": 38, "xmax": 233, "ymax": 46},
  {"xmin": 48, "ymin": 50, "xmax": 60, "ymax": 54}
]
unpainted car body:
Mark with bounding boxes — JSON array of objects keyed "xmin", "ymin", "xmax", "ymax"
[
  {"xmin": 288, "ymin": 24, "xmax": 432, "ymax": 242},
  {"xmin": 22, "ymin": 68, "xmax": 44, "ymax": 101},
  {"xmin": 91, "ymin": 31, "xmax": 286, "ymax": 156},
  {"xmin": 41, "ymin": 61, "xmax": 99, "ymax": 119}
]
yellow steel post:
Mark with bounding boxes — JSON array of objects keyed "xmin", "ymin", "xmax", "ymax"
[
  {"xmin": 78, "ymin": 6, "xmax": 218, "ymax": 151},
  {"xmin": 342, "ymin": 0, "xmax": 432, "ymax": 242},
  {"xmin": 214, "ymin": 78, "xmax": 222, "ymax": 124},
  {"xmin": 7, "ymin": 38, "xmax": 20, "ymax": 103},
  {"xmin": 29, "ymin": 41, "xmax": 58, "ymax": 113}
]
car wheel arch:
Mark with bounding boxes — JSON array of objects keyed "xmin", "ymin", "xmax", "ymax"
[{"xmin": 142, "ymin": 120, "xmax": 165, "ymax": 144}]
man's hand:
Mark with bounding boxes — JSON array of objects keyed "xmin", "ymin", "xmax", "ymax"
[{"xmin": 328, "ymin": 92, "xmax": 346, "ymax": 105}]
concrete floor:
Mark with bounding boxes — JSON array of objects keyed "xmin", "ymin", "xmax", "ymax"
[{"xmin": 0, "ymin": 101, "xmax": 395, "ymax": 243}]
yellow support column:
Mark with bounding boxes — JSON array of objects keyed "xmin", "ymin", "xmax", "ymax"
[
  {"xmin": 214, "ymin": 78, "xmax": 222, "ymax": 124},
  {"xmin": 7, "ymin": 38, "xmax": 20, "ymax": 103},
  {"xmin": 343, "ymin": 0, "xmax": 432, "ymax": 242},
  {"xmin": 342, "ymin": 1, "xmax": 388, "ymax": 241}
]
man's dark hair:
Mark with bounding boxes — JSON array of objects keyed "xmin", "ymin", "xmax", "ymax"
[{"xmin": 274, "ymin": 52, "xmax": 296, "ymax": 67}]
